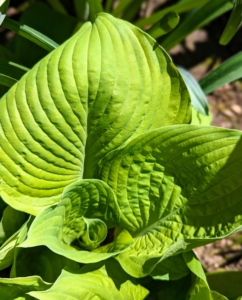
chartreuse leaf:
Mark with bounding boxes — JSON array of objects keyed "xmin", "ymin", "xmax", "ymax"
[
  {"xmin": 200, "ymin": 52, "xmax": 242, "ymax": 95},
  {"xmin": 160, "ymin": 0, "xmax": 233, "ymax": 51},
  {"xmin": 97, "ymin": 125, "xmax": 242, "ymax": 277},
  {"xmin": 29, "ymin": 266, "xmax": 149, "ymax": 300},
  {"xmin": 20, "ymin": 179, "xmax": 133, "ymax": 263},
  {"xmin": 191, "ymin": 108, "xmax": 212, "ymax": 126},
  {"xmin": 0, "ymin": 13, "xmax": 190, "ymax": 215},
  {"xmin": 0, "ymin": 214, "xmax": 30, "ymax": 271},
  {"xmin": 12, "ymin": 246, "xmax": 79, "ymax": 283},
  {"xmin": 178, "ymin": 67, "xmax": 208, "ymax": 116},
  {"xmin": 206, "ymin": 271, "xmax": 242, "ymax": 299},
  {"xmin": 0, "ymin": 276, "xmax": 51, "ymax": 300},
  {"xmin": 220, "ymin": 0, "xmax": 242, "ymax": 45}
]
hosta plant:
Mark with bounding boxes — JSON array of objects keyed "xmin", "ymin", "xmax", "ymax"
[{"xmin": 0, "ymin": 6, "xmax": 242, "ymax": 300}]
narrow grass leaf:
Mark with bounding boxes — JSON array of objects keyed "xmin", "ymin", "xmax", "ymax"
[
  {"xmin": 200, "ymin": 52, "xmax": 242, "ymax": 94},
  {"xmin": 0, "ymin": 59, "xmax": 28, "ymax": 88},
  {"xmin": 160, "ymin": 0, "xmax": 233, "ymax": 51},
  {"xmin": 0, "ymin": 0, "xmax": 9, "ymax": 14},
  {"xmin": 1, "ymin": 16, "xmax": 59, "ymax": 52},
  {"xmin": 87, "ymin": 0, "xmax": 103, "ymax": 22},
  {"xmin": 74, "ymin": 0, "xmax": 89, "ymax": 20},
  {"xmin": 112, "ymin": 0, "xmax": 133, "ymax": 17},
  {"xmin": 134, "ymin": 0, "xmax": 210, "ymax": 28},
  {"xmin": 147, "ymin": 12, "xmax": 180, "ymax": 39},
  {"xmin": 45, "ymin": 0, "xmax": 68, "ymax": 15},
  {"xmin": 178, "ymin": 67, "xmax": 208, "ymax": 115},
  {"xmin": 220, "ymin": 0, "xmax": 242, "ymax": 45}
]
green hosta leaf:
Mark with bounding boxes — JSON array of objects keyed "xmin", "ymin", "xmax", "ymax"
[
  {"xmin": 79, "ymin": 217, "xmax": 107, "ymax": 250},
  {"xmin": 0, "ymin": 276, "xmax": 51, "ymax": 300},
  {"xmin": 145, "ymin": 273, "xmax": 193, "ymax": 300},
  {"xmin": 206, "ymin": 271, "xmax": 242, "ymax": 299},
  {"xmin": 183, "ymin": 251, "xmax": 207, "ymax": 284},
  {"xmin": 200, "ymin": 52, "xmax": 242, "ymax": 95},
  {"xmin": 20, "ymin": 179, "xmax": 133, "ymax": 264},
  {"xmin": 29, "ymin": 267, "xmax": 149, "ymax": 300},
  {"xmin": 178, "ymin": 67, "xmax": 208, "ymax": 116},
  {"xmin": 12, "ymin": 246, "xmax": 79, "ymax": 283},
  {"xmin": 0, "ymin": 13, "xmax": 190, "ymax": 215},
  {"xmin": 150, "ymin": 253, "xmax": 190, "ymax": 281},
  {"xmin": 97, "ymin": 125, "xmax": 242, "ymax": 277},
  {"xmin": 191, "ymin": 107, "xmax": 212, "ymax": 126},
  {"xmin": 0, "ymin": 215, "xmax": 30, "ymax": 271},
  {"xmin": 0, "ymin": 205, "xmax": 27, "ymax": 244}
]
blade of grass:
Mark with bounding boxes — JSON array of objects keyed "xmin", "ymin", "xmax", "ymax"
[
  {"xmin": 104, "ymin": 0, "xmax": 113, "ymax": 13},
  {"xmin": 0, "ymin": 59, "xmax": 29, "ymax": 88},
  {"xmin": 147, "ymin": 12, "xmax": 180, "ymax": 39},
  {"xmin": 134, "ymin": 0, "xmax": 210, "ymax": 28},
  {"xmin": 0, "ymin": 0, "xmax": 9, "ymax": 14},
  {"xmin": 87, "ymin": 0, "xmax": 103, "ymax": 22},
  {"xmin": 1, "ymin": 15, "xmax": 59, "ymax": 52},
  {"xmin": 112, "ymin": 0, "xmax": 133, "ymax": 17},
  {"xmin": 160, "ymin": 0, "xmax": 233, "ymax": 51},
  {"xmin": 199, "ymin": 52, "xmax": 242, "ymax": 94},
  {"xmin": 45, "ymin": 0, "xmax": 68, "ymax": 15},
  {"xmin": 121, "ymin": 0, "xmax": 146, "ymax": 21},
  {"xmin": 178, "ymin": 67, "xmax": 209, "ymax": 115},
  {"xmin": 220, "ymin": 0, "xmax": 242, "ymax": 45},
  {"xmin": 74, "ymin": 0, "xmax": 89, "ymax": 21}
]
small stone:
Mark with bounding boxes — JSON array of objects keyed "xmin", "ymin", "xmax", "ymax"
[{"xmin": 231, "ymin": 104, "xmax": 242, "ymax": 115}]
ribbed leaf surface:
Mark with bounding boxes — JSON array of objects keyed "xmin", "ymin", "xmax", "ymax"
[
  {"xmin": 97, "ymin": 125, "xmax": 242, "ymax": 276},
  {"xmin": 0, "ymin": 13, "xmax": 191, "ymax": 215},
  {"xmin": 29, "ymin": 267, "xmax": 149, "ymax": 300}
]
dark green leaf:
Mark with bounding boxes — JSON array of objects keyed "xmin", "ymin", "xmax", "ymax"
[
  {"xmin": 220, "ymin": 0, "xmax": 242, "ymax": 45},
  {"xmin": 147, "ymin": 12, "xmax": 180, "ymax": 39},
  {"xmin": 207, "ymin": 271, "xmax": 242, "ymax": 299},
  {"xmin": 134, "ymin": 0, "xmax": 210, "ymax": 28},
  {"xmin": 74, "ymin": 0, "xmax": 89, "ymax": 21},
  {"xmin": 121, "ymin": 0, "xmax": 146, "ymax": 21},
  {"xmin": 160, "ymin": 0, "xmax": 233, "ymax": 51},
  {"xmin": 87, "ymin": 0, "xmax": 103, "ymax": 22},
  {"xmin": 2, "ymin": 16, "xmax": 59, "ymax": 52},
  {"xmin": 0, "ymin": 0, "xmax": 9, "ymax": 14},
  {"xmin": 12, "ymin": 2, "xmax": 78, "ymax": 67},
  {"xmin": 200, "ymin": 52, "xmax": 242, "ymax": 94},
  {"xmin": 0, "ymin": 59, "xmax": 28, "ymax": 88},
  {"xmin": 45, "ymin": 0, "xmax": 68, "ymax": 15}
]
